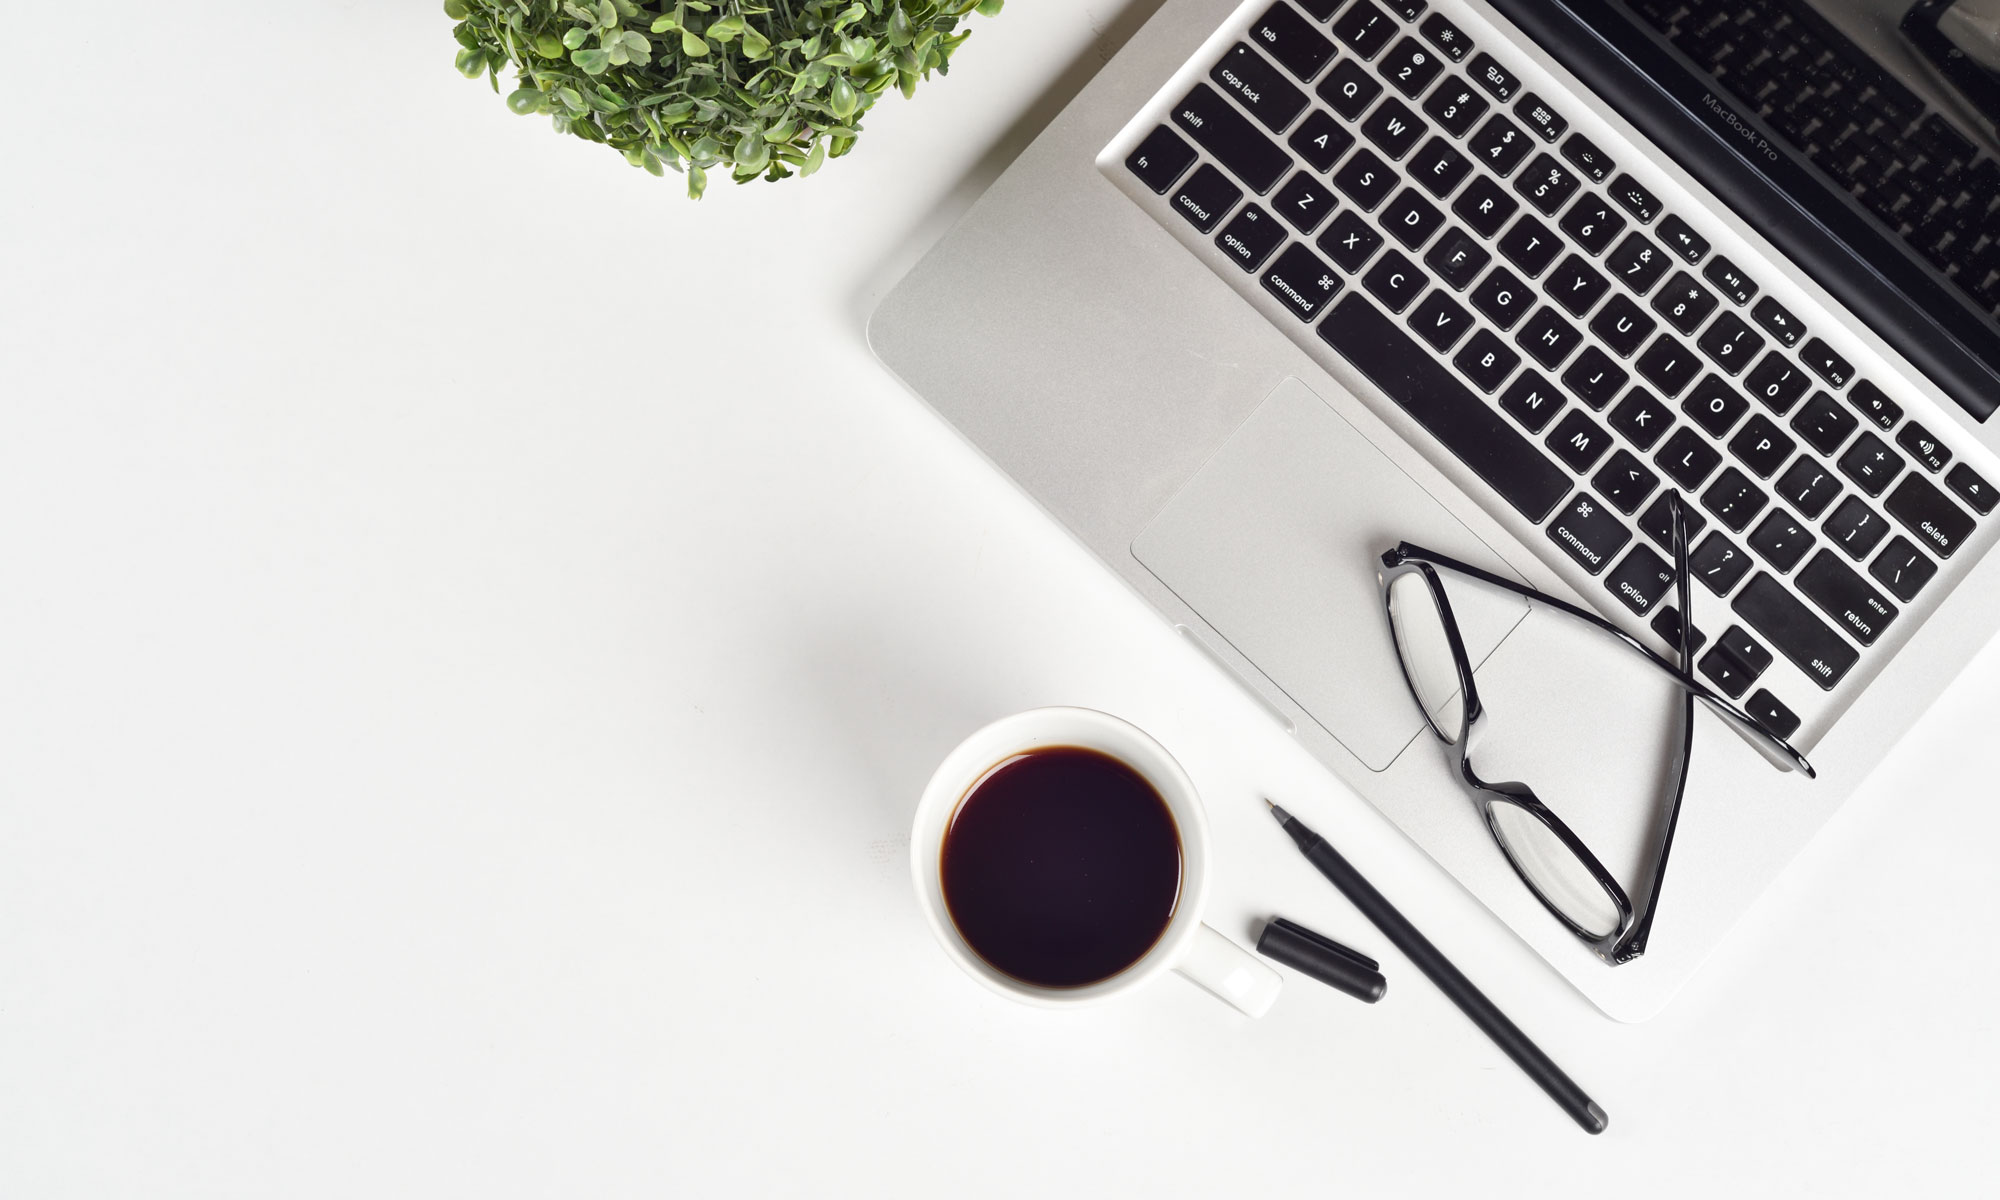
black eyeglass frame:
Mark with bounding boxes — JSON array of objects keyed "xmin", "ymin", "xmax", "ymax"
[{"xmin": 1378, "ymin": 496, "xmax": 1814, "ymax": 964}]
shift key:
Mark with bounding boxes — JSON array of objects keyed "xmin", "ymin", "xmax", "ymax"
[
  {"xmin": 1732, "ymin": 573, "xmax": 1859, "ymax": 690},
  {"xmin": 1171, "ymin": 83, "xmax": 1293, "ymax": 194}
]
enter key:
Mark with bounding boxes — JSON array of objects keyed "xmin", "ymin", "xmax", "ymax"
[{"xmin": 1798, "ymin": 550, "xmax": 1898, "ymax": 647}]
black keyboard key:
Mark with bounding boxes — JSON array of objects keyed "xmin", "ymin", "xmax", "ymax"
[
  {"xmin": 1605, "ymin": 233, "xmax": 1670, "ymax": 295},
  {"xmin": 1560, "ymin": 135, "xmax": 1615, "ymax": 185},
  {"xmin": 1423, "ymin": 227, "xmax": 1489, "ymax": 289},
  {"xmin": 1381, "ymin": 187, "xmax": 1445, "ymax": 248},
  {"xmin": 1288, "ymin": 110, "xmax": 1356, "ymax": 172},
  {"xmin": 1745, "ymin": 689, "xmax": 1800, "ymax": 740},
  {"xmin": 1657, "ymin": 427, "xmax": 1723, "ymax": 488},
  {"xmin": 1745, "ymin": 352, "xmax": 1810, "ymax": 414},
  {"xmin": 1467, "ymin": 52, "xmax": 1520, "ymax": 102},
  {"xmin": 1513, "ymin": 154, "xmax": 1579, "ymax": 215},
  {"xmin": 1558, "ymin": 195, "xmax": 1626, "ymax": 256},
  {"xmin": 1594, "ymin": 449, "xmax": 1659, "ymax": 513},
  {"xmin": 1172, "ymin": 84, "xmax": 1292, "ymax": 194},
  {"xmin": 1362, "ymin": 248, "xmax": 1428, "ymax": 311},
  {"xmin": 1636, "ymin": 335, "xmax": 1701, "ymax": 396},
  {"xmin": 1701, "ymin": 256, "xmax": 1757, "ymax": 306},
  {"xmin": 1719, "ymin": 623, "xmax": 1774, "ymax": 675},
  {"xmin": 1683, "ymin": 373, "xmax": 1749, "ymax": 437},
  {"xmin": 1748, "ymin": 508, "xmax": 1814, "ymax": 572},
  {"xmin": 1697, "ymin": 311, "xmax": 1763, "ymax": 375},
  {"xmin": 1728, "ymin": 414, "xmax": 1796, "ymax": 478},
  {"xmin": 1498, "ymin": 215, "xmax": 1560, "ymax": 276},
  {"xmin": 1657, "ymin": 214, "xmax": 1709, "ymax": 263},
  {"xmin": 1751, "ymin": 296, "xmax": 1806, "ymax": 348},
  {"xmin": 1690, "ymin": 530, "xmax": 1751, "ymax": 594},
  {"xmin": 1946, "ymin": 463, "xmax": 1997, "ymax": 514},
  {"xmin": 1468, "ymin": 114, "xmax": 1532, "ymax": 175},
  {"xmin": 1607, "ymin": 543, "xmax": 1676, "ymax": 615},
  {"xmin": 1451, "ymin": 175, "xmax": 1517, "ymax": 238},
  {"xmin": 1651, "ymin": 272, "xmax": 1718, "ymax": 334},
  {"xmin": 1332, "ymin": 1, "xmax": 1398, "ymax": 58},
  {"xmin": 1799, "ymin": 338, "xmax": 1854, "ymax": 389},
  {"xmin": 1798, "ymin": 551, "xmax": 1897, "ymax": 646},
  {"xmin": 1776, "ymin": 457, "xmax": 1843, "ymax": 518},
  {"xmin": 1408, "ymin": 137, "xmax": 1472, "ymax": 197},
  {"xmin": 1422, "ymin": 78, "xmax": 1489, "ymax": 137},
  {"xmin": 1333, "ymin": 148, "xmax": 1399, "ymax": 209},
  {"xmin": 1590, "ymin": 295, "xmax": 1656, "ymax": 358},
  {"xmin": 1607, "ymin": 173, "xmax": 1660, "ymax": 223},
  {"xmin": 1895, "ymin": 421, "xmax": 1951, "ymax": 473},
  {"xmin": 1562, "ymin": 346, "xmax": 1626, "ymax": 410},
  {"xmin": 1272, "ymin": 170, "xmax": 1338, "ymax": 233},
  {"xmin": 1884, "ymin": 473, "xmax": 1975, "ymax": 558},
  {"xmin": 1261, "ymin": 240, "xmax": 1345, "ymax": 320},
  {"xmin": 1214, "ymin": 204, "xmax": 1286, "ymax": 271},
  {"xmin": 1837, "ymin": 431, "xmax": 1903, "ymax": 497},
  {"xmin": 1454, "ymin": 329, "xmax": 1521, "ymax": 393},
  {"xmin": 1126, "ymin": 125, "xmax": 1197, "ymax": 194},
  {"xmin": 1318, "ymin": 210, "xmax": 1384, "ymax": 272},
  {"xmin": 1547, "ymin": 490, "xmax": 1631, "ymax": 574},
  {"xmin": 1378, "ymin": 37, "xmax": 1445, "ymax": 97},
  {"xmin": 1514, "ymin": 93, "xmax": 1567, "ymax": 143},
  {"xmin": 1211, "ymin": 44, "xmax": 1309, "ymax": 132},
  {"xmin": 1846, "ymin": 380, "xmax": 1902, "ymax": 432},
  {"xmin": 1362, "ymin": 98, "xmax": 1429, "ymax": 159},
  {"xmin": 1409, "ymin": 288, "xmax": 1474, "ymax": 351},
  {"xmin": 1640, "ymin": 490, "xmax": 1708, "ymax": 551},
  {"xmin": 1295, "ymin": 0, "xmax": 1341, "ymax": 17},
  {"xmin": 1380, "ymin": 0, "xmax": 1426, "ymax": 21},
  {"xmin": 1318, "ymin": 59, "xmax": 1383, "ymax": 120},
  {"xmin": 1420, "ymin": 12, "xmax": 1472, "ymax": 61},
  {"xmin": 1702, "ymin": 465, "xmax": 1768, "ymax": 531},
  {"xmin": 1470, "ymin": 266, "xmax": 1533, "ymax": 329},
  {"xmin": 1252, "ymin": 2, "xmax": 1337, "ymax": 81},
  {"xmin": 1870, "ymin": 536, "xmax": 1938, "ymax": 602},
  {"xmin": 1500, "ymin": 370, "xmax": 1566, "ymax": 432},
  {"xmin": 1825, "ymin": 495, "xmax": 1890, "ymax": 559},
  {"xmin": 1791, "ymin": 391, "xmax": 1859, "ymax": 455},
  {"xmin": 1172, "ymin": 163, "xmax": 1243, "ymax": 233},
  {"xmin": 1516, "ymin": 306, "xmax": 1582, "ymax": 369},
  {"xmin": 1547, "ymin": 408, "xmax": 1611, "ymax": 471},
  {"xmin": 1546, "ymin": 254, "xmax": 1608, "ymax": 317},
  {"xmin": 1733, "ymin": 573, "xmax": 1859, "ymax": 690},
  {"xmin": 1698, "ymin": 646, "xmax": 1756, "ymax": 698},
  {"xmin": 1652, "ymin": 604, "xmax": 1708, "ymax": 656},
  {"xmin": 1610, "ymin": 386, "xmax": 1673, "ymax": 450},
  {"xmin": 1318, "ymin": 294, "xmax": 1571, "ymax": 520}
]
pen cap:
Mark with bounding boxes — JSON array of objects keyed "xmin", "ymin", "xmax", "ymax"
[{"xmin": 1256, "ymin": 917, "xmax": 1387, "ymax": 1004}]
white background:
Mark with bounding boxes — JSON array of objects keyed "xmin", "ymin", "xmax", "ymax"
[{"xmin": 3, "ymin": 2, "xmax": 1995, "ymax": 1195}]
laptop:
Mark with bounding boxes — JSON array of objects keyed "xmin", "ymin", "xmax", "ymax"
[{"xmin": 869, "ymin": 0, "xmax": 2000, "ymax": 1019}]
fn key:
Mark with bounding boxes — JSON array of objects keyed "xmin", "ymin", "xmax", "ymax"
[{"xmin": 1125, "ymin": 126, "xmax": 1197, "ymax": 194}]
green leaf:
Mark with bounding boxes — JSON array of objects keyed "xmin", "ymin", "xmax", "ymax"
[
  {"xmin": 562, "ymin": 26, "xmax": 589, "ymax": 49},
  {"xmin": 454, "ymin": 47, "xmax": 486, "ymax": 77},
  {"xmin": 800, "ymin": 137, "xmax": 828, "ymax": 176},
  {"xmin": 572, "ymin": 47, "xmax": 611, "ymax": 73},
  {"xmin": 827, "ymin": 75, "xmax": 857, "ymax": 118},
  {"xmin": 687, "ymin": 164, "xmax": 707, "ymax": 199},
  {"xmin": 976, "ymin": 0, "xmax": 1003, "ymax": 14},
  {"xmin": 443, "ymin": 0, "xmax": 471, "ymax": 19},
  {"xmin": 506, "ymin": 87, "xmax": 543, "ymax": 114},
  {"xmin": 741, "ymin": 27, "xmax": 771, "ymax": 60},
  {"xmin": 682, "ymin": 29, "xmax": 709, "ymax": 56}
]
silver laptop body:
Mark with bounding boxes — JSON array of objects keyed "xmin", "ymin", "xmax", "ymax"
[{"xmin": 871, "ymin": 0, "xmax": 2000, "ymax": 1019}]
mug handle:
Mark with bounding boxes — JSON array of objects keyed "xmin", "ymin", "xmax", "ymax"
[{"xmin": 1174, "ymin": 923, "xmax": 1283, "ymax": 1017}]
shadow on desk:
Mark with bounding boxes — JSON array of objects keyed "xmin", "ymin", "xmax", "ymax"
[{"xmin": 848, "ymin": 0, "xmax": 1170, "ymax": 326}]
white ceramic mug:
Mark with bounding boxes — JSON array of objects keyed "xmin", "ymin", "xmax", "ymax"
[{"xmin": 911, "ymin": 707, "xmax": 1282, "ymax": 1016}]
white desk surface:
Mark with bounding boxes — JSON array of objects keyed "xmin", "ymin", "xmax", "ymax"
[{"xmin": 4, "ymin": 3, "xmax": 1995, "ymax": 1195}]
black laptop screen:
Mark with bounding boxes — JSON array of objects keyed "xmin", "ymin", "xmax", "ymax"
[{"xmin": 1491, "ymin": 0, "xmax": 2000, "ymax": 420}]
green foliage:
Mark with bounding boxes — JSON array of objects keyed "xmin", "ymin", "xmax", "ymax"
[{"xmin": 447, "ymin": 0, "xmax": 1003, "ymax": 197}]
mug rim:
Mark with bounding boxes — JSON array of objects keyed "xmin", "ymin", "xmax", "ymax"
[{"xmin": 910, "ymin": 706, "xmax": 1213, "ymax": 1007}]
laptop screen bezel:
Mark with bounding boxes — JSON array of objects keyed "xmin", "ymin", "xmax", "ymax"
[{"xmin": 1485, "ymin": 0, "xmax": 2000, "ymax": 422}]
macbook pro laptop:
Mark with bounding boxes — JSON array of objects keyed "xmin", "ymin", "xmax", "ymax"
[{"xmin": 870, "ymin": 0, "xmax": 2000, "ymax": 1019}]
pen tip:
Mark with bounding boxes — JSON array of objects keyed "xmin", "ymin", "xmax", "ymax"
[{"xmin": 1265, "ymin": 800, "xmax": 1292, "ymax": 825}]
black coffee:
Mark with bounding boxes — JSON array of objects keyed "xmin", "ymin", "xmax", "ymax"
[{"xmin": 940, "ymin": 746, "xmax": 1182, "ymax": 988}]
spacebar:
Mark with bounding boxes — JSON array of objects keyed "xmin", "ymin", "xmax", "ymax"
[{"xmin": 1317, "ymin": 294, "xmax": 1570, "ymax": 523}]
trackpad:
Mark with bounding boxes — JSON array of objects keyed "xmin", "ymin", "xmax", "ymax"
[{"xmin": 1132, "ymin": 378, "xmax": 1529, "ymax": 770}]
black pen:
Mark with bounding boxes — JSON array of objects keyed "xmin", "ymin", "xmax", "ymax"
[{"xmin": 1267, "ymin": 800, "xmax": 1608, "ymax": 1135}]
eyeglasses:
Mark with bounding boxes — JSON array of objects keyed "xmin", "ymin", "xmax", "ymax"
[{"xmin": 1378, "ymin": 493, "xmax": 1814, "ymax": 965}]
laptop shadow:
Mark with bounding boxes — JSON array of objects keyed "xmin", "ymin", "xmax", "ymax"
[{"xmin": 846, "ymin": 0, "xmax": 1172, "ymax": 328}]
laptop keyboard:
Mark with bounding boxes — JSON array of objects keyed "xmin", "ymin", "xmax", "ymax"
[{"xmin": 1108, "ymin": 0, "xmax": 1996, "ymax": 745}]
